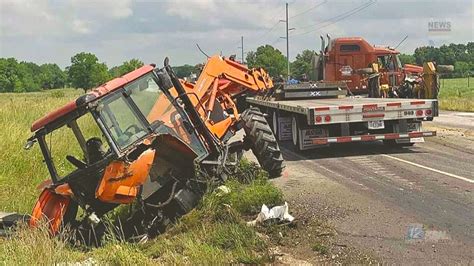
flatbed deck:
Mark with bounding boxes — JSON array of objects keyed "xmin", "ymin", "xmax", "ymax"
[
  {"xmin": 248, "ymin": 96, "xmax": 438, "ymax": 125},
  {"xmin": 248, "ymin": 95, "xmax": 438, "ymax": 150}
]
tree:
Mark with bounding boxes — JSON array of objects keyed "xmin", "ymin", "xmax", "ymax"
[
  {"xmin": 109, "ymin": 59, "xmax": 144, "ymax": 78},
  {"xmin": 399, "ymin": 54, "xmax": 416, "ymax": 65},
  {"xmin": 454, "ymin": 61, "xmax": 470, "ymax": 77},
  {"xmin": 173, "ymin": 64, "xmax": 198, "ymax": 79},
  {"xmin": 121, "ymin": 59, "xmax": 144, "ymax": 74},
  {"xmin": 68, "ymin": 52, "xmax": 109, "ymax": 92},
  {"xmin": 18, "ymin": 61, "xmax": 42, "ymax": 92},
  {"xmin": 39, "ymin": 63, "xmax": 66, "ymax": 89},
  {"xmin": 0, "ymin": 58, "xmax": 23, "ymax": 92},
  {"xmin": 291, "ymin": 50, "xmax": 316, "ymax": 80},
  {"xmin": 246, "ymin": 45, "xmax": 287, "ymax": 78},
  {"xmin": 108, "ymin": 65, "xmax": 122, "ymax": 78}
]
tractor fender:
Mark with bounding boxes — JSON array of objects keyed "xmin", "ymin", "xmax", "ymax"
[{"xmin": 29, "ymin": 189, "xmax": 73, "ymax": 235}]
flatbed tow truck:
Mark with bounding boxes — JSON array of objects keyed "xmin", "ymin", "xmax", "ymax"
[{"xmin": 248, "ymin": 82, "xmax": 438, "ymax": 151}]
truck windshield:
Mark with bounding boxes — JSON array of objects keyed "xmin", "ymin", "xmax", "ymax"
[
  {"xmin": 395, "ymin": 54, "xmax": 402, "ymax": 69},
  {"xmin": 97, "ymin": 72, "xmax": 207, "ymax": 157}
]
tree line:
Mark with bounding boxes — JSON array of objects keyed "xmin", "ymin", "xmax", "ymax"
[
  {"xmin": 399, "ymin": 42, "xmax": 473, "ymax": 77},
  {"xmin": 0, "ymin": 53, "xmax": 145, "ymax": 93},
  {"xmin": 1, "ymin": 41, "xmax": 472, "ymax": 93}
]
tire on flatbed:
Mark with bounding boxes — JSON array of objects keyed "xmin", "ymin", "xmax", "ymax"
[{"xmin": 241, "ymin": 107, "xmax": 284, "ymax": 178}]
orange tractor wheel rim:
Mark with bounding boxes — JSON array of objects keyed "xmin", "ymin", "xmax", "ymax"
[{"xmin": 29, "ymin": 189, "xmax": 71, "ymax": 235}]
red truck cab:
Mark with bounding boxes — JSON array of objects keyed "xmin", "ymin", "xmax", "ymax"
[{"xmin": 323, "ymin": 37, "xmax": 411, "ymax": 94}]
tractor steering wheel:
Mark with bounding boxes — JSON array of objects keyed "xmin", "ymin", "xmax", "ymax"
[{"xmin": 123, "ymin": 124, "xmax": 141, "ymax": 137}]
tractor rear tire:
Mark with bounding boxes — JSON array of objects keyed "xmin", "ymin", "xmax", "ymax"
[{"xmin": 241, "ymin": 107, "xmax": 284, "ymax": 178}]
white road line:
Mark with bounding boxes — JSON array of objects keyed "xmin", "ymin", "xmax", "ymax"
[{"xmin": 382, "ymin": 154, "xmax": 474, "ymax": 184}]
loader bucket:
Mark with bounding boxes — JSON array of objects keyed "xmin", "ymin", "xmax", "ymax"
[{"xmin": 30, "ymin": 189, "xmax": 72, "ymax": 235}]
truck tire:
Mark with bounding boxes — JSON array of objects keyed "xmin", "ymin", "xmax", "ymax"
[
  {"xmin": 272, "ymin": 111, "xmax": 279, "ymax": 137},
  {"xmin": 242, "ymin": 107, "xmax": 284, "ymax": 178},
  {"xmin": 291, "ymin": 115, "xmax": 301, "ymax": 150}
]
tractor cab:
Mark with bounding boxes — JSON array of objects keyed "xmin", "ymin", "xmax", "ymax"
[{"xmin": 24, "ymin": 65, "xmax": 210, "ymax": 235}]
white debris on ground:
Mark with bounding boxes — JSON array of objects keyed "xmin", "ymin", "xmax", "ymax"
[
  {"xmin": 215, "ymin": 185, "xmax": 231, "ymax": 195},
  {"xmin": 247, "ymin": 202, "xmax": 294, "ymax": 226}
]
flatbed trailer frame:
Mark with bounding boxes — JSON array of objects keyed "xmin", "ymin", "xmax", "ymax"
[{"xmin": 247, "ymin": 95, "xmax": 438, "ymax": 150}]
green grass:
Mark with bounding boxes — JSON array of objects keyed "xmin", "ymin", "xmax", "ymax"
[
  {"xmin": 0, "ymin": 89, "xmax": 83, "ymax": 213},
  {"xmin": 0, "ymin": 89, "xmax": 285, "ymax": 264},
  {"xmin": 1, "ymin": 160, "xmax": 283, "ymax": 264},
  {"xmin": 312, "ymin": 243, "xmax": 329, "ymax": 255},
  {"xmin": 439, "ymin": 77, "xmax": 474, "ymax": 111}
]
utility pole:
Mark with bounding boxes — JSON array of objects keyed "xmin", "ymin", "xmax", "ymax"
[
  {"xmin": 238, "ymin": 36, "xmax": 244, "ymax": 64},
  {"xmin": 280, "ymin": 3, "xmax": 294, "ymax": 81},
  {"xmin": 241, "ymin": 36, "xmax": 244, "ymax": 64},
  {"xmin": 285, "ymin": 2, "xmax": 290, "ymax": 81}
]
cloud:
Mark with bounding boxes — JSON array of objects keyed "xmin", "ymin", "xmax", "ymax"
[{"xmin": 0, "ymin": 0, "xmax": 472, "ymax": 68}]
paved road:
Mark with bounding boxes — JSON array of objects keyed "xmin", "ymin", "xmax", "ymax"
[
  {"xmin": 426, "ymin": 110, "xmax": 474, "ymax": 130},
  {"xmin": 267, "ymin": 122, "xmax": 474, "ymax": 263}
]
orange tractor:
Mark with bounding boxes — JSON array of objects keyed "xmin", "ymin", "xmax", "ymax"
[{"xmin": 0, "ymin": 55, "xmax": 283, "ymax": 244}]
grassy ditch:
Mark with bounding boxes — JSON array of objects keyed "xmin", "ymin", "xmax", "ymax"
[
  {"xmin": 0, "ymin": 160, "xmax": 285, "ymax": 264},
  {"xmin": 439, "ymin": 77, "xmax": 474, "ymax": 112}
]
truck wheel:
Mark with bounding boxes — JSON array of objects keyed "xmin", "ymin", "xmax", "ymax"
[
  {"xmin": 242, "ymin": 107, "xmax": 284, "ymax": 178},
  {"xmin": 291, "ymin": 116, "xmax": 301, "ymax": 150},
  {"xmin": 272, "ymin": 111, "xmax": 279, "ymax": 136}
]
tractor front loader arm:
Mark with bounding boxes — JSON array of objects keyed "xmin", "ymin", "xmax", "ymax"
[
  {"xmin": 178, "ymin": 55, "xmax": 274, "ymax": 139},
  {"xmin": 192, "ymin": 55, "xmax": 273, "ymax": 100}
]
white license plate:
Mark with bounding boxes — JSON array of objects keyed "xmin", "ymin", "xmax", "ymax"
[{"xmin": 368, "ymin": 120, "xmax": 385, "ymax": 129}]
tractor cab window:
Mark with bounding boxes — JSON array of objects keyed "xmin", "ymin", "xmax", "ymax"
[
  {"xmin": 47, "ymin": 114, "xmax": 109, "ymax": 178},
  {"xmin": 107, "ymin": 73, "xmax": 207, "ymax": 157},
  {"xmin": 97, "ymin": 92, "xmax": 149, "ymax": 150},
  {"xmin": 125, "ymin": 73, "xmax": 174, "ymax": 126}
]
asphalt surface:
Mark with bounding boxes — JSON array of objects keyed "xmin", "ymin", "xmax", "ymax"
[
  {"xmin": 427, "ymin": 110, "xmax": 474, "ymax": 130},
  {"xmin": 250, "ymin": 111, "xmax": 474, "ymax": 263}
]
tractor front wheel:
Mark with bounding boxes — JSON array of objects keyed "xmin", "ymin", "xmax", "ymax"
[{"xmin": 241, "ymin": 107, "xmax": 284, "ymax": 178}]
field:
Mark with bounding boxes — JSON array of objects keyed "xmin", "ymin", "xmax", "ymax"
[
  {"xmin": 438, "ymin": 77, "xmax": 474, "ymax": 112},
  {"xmin": 0, "ymin": 89, "xmax": 286, "ymax": 264}
]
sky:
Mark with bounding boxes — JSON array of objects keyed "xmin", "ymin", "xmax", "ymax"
[{"xmin": 0, "ymin": 0, "xmax": 472, "ymax": 68}]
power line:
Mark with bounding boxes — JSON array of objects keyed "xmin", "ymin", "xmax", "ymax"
[
  {"xmin": 260, "ymin": 20, "xmax": 282, "ymax": 39},
  {"xmin": 270, "ymin": 37, "xmax": 282, "ymax": 46},
  {"xmin": 289, "ymin": 0, "xmax": 327, "ymax": 19},
  {"xmin": 295, "ymin": 0, "xmax": 374, "ymax": 31},
  {"xmin": 291, "ymin": 0, "xmax": 376, "ymax": 37},
  {"xmin": 245, "ymin": 4, "xmax": 287, "ymax": 51}
]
